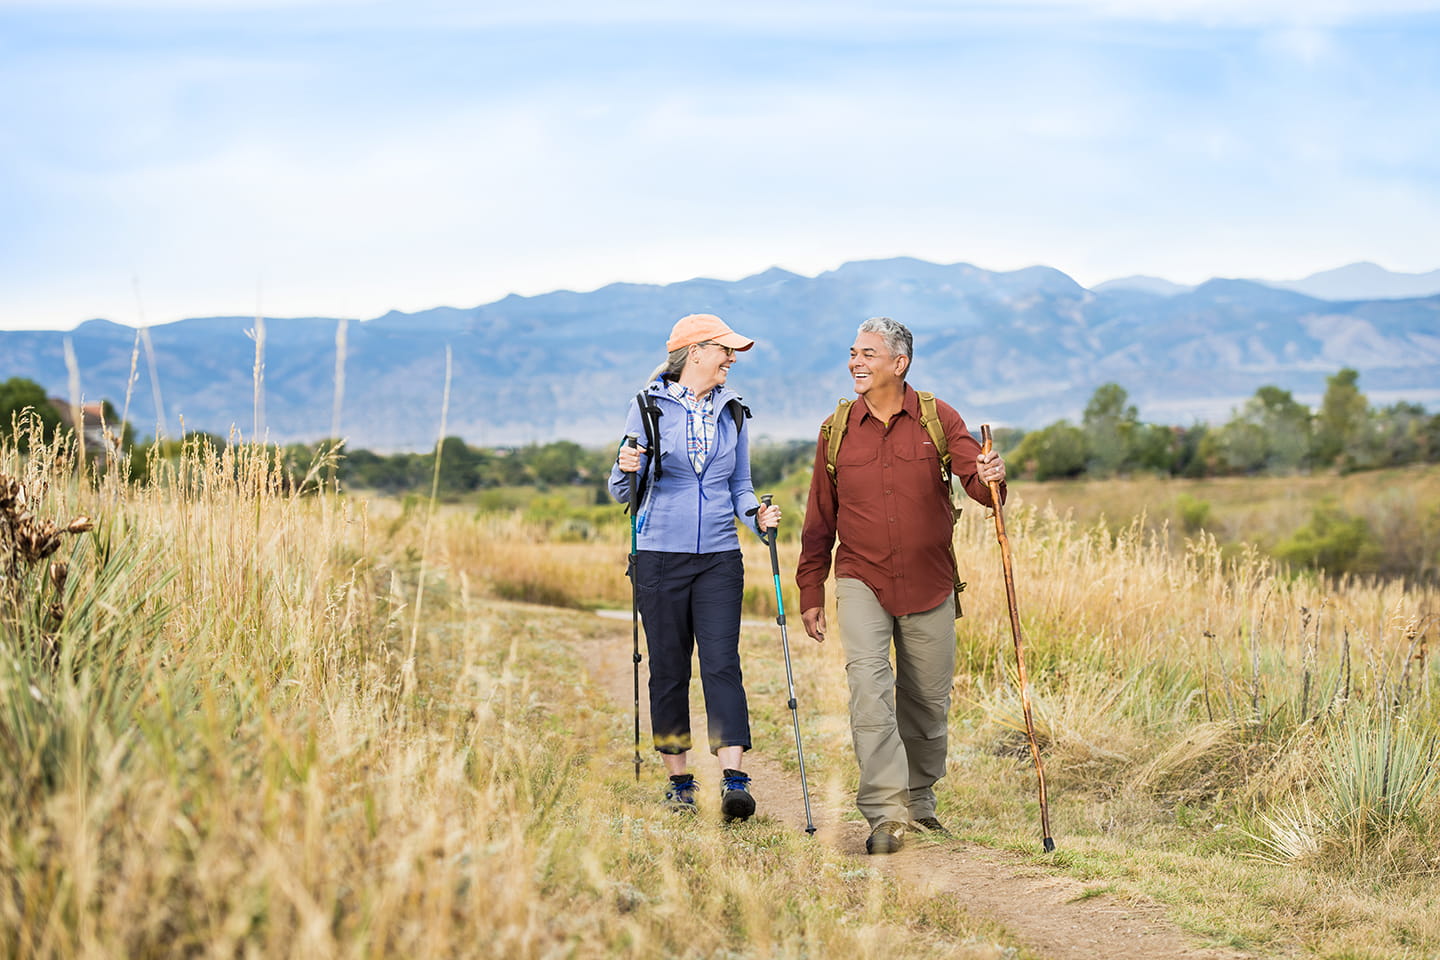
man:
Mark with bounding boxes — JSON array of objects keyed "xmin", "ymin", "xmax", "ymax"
[{"xmin": 797, "ymin": 317, "xmax": 1006, "ymax": 855}]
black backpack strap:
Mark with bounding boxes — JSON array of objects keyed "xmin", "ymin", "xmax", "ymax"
[
  {"xmin": 724, "ymin": 397, "xmax": 751, "ymax": 434},
  {"xmin": 637, "ymin": 391, "xmax": 663, "ymax": 480},
  {"xmin": 629, "ymin": 390, "xmax": 663, "ymax": 513}
]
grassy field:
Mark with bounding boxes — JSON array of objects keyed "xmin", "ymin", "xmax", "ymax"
[
  {"xmin": 1010, "ymin": 466, "xmax": 1440, "ymax": 583},
  {"xmin": 3, "ymin": 431, "xmax": 1437, "ymax": 958}
]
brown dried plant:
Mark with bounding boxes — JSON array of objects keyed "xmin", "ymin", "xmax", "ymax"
[{"xmin": 0, "ymin": 470, "xmax": 93, "ymax": 627}]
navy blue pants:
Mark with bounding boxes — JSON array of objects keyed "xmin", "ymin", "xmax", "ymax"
[{"xmin": 634, "ymin": 550, "xmax": 751, "ymax": 755}]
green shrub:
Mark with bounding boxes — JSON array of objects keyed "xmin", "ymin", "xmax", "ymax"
[
  {"xmin": 1013, "ymin": 421, "xmax": 1088, "ymax": 480},
  {"xmin": 1273, "ymin": 501, "xmax": 1381, "ymax": 576},
  {"xmin": 1174, "ymin": 492, "xmax": 1212, "ymax": 533}
]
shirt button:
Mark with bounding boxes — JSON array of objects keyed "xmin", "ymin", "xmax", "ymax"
[{"xmin": 889, "ymin": 516, "xmax": 896, "ymax": 523}]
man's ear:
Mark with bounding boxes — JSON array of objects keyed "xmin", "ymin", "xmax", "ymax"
[{"xmin": 895, "ymin": 353, "xmax": 910, "ymax": 378}]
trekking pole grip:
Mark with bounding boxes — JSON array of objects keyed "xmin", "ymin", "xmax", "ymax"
[
  {"xmin": 759, "ymin": 494, "xmax": 786, "ymax": 622},
  {"xmin": 625, "ymin": 432, "xmax": 640, "ymax": 505},
  {"xmin": 749, "ymin": 494, "xmax": 777, "ymax": 547}
]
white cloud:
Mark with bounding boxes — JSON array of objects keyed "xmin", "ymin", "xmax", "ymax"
[{"xmin": 2, "ymin": 0, "xmax": 1437, "ymax": 330}]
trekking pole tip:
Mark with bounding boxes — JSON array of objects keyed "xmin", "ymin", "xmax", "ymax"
[{"xmin": 1043, "ymin": 836, "xmax": 1055, "ymax": 853}]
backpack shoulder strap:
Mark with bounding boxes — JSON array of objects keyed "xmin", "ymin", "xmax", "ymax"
[
  {"xmin": 820, "ymin": 397, "xmax": 852, "ymax": 483},
  {"xmin": 916, "ymin": 391, "xmax": 951, "ymax": 486},
  {"xmin": 631, "ymin": 390, "xmax": 663, "ymax": 512},
  {"xmin": 915, "ymin": 390, "xmax": 967, "ymax": 618},
  {"xmin": 724, "ymin": 397, "xmax": 750, "ymax": 434}
]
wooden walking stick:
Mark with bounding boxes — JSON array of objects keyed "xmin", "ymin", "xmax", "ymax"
[{"xmin": 981, "ymin": 424, "xmax": 1054, "ymax": 852}]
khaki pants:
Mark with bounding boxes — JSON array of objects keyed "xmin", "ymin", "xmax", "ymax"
[{"xmin": 836, "ymin": 578, "xmax": 956, "ymax": 828}]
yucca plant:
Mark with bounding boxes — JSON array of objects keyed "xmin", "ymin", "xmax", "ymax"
[{"xmin": 1321, "ymin": 706, "xmax": 1438, "ymax": 850}]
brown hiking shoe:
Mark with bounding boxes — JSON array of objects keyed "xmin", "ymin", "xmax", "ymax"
[
  {"xmin": 912, "ymin": 816, "xmax": 951, "ymax": 836},
  {"xmin": 865, "ymin": 820, "xmax": 906, "ymax": 855}
]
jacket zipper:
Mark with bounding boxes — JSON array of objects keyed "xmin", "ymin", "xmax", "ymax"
[
  {"xmin": 695, "ymin": 399, "xmax": 713, "ymax": 553},
  {"xmin": 693, "ymin": 393, "xmax": 729, "ymax": 554}
]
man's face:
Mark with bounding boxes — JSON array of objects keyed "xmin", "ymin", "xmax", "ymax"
[{"xmin": 849, "ymin": 331, "xmax": 908, "ymax": 397}]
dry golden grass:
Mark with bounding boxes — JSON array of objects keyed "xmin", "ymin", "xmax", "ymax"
[
  {"xmin": 417, "ymin": 464, "xmax": 1440, "ymax": 955},
  {"xmin": 4, "ymin": 420, "xmax": 1438, "ymax": 958},
  {"xmin": 1, "ymin": 436, "xmax": 1017, "ymax": 959},
  {"xmin": 1013, "ymin": 465, "xmax": 1440, "ymax": 579}
]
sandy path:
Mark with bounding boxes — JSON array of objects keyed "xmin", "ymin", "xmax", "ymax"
[{"xmin": 580, "ymin": 618, "xmax": 1251, "ymax": 960}]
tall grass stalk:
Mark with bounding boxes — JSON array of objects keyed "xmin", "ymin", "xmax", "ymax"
[
  {"xmin": 331, "ymin": 318, "xmax": 348, "ymax": 443},
  {"xmin": 407, "ymin": 345, "xmax": 452, "ymax": 692},
  {"xmin": 138, "ymin": 324, "xmax": 167, "ymax": 442},
  {"xmin": 62, "ymin": 336, "xmax": 84, "ymax": 478},
  {"xmin": 249, "ymin": 311, "xmax": 266, "ymax": 442}
]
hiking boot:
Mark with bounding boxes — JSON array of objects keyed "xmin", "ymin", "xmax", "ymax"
[
  {"xmin": 720, "ymin": 768, "xmax": 756, "ymax": 822},
  {"xmin": 665, "ymin": 773, "xmax": 698, "ymax": 814},
  {"xmin": 865, "ymin": 820, "xmax": 906, "ymax": 855},
  {"xmin": 912, "ymin": 816, "xmax": 952, "ymax": 837}
]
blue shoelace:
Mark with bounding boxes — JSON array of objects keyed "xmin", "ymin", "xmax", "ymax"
[{"xmin": 722, "ymin": 773, "xmax": 751, "ymax": 793}]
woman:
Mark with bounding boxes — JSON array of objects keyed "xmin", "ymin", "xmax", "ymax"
[{"xmin": 609, "ymin": 313, "xmax": 781, "ymax": 821}]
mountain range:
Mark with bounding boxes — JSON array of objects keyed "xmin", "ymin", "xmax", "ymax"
[
  {"xmin": 2, "ymin": 258, "xmax": 1437, "ymax": 451},
  {"xmin": 1097, "ymin": 262, "xmax": 1440, "ymax": 301}
]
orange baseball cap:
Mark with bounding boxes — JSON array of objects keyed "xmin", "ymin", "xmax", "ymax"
[{"xmin": 666, "ymin": 314, "xmax": 755, "ymax": 353}]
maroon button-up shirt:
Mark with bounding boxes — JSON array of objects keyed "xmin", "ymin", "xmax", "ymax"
[{"xmin": 797, "ymin": 384, "xmax": 1004, "ymax": 618}]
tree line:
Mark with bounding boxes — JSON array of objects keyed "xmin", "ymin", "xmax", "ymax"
[
  {"xmin": 4, "ymin": 368, "xmax": 1436, "ymax": 494},
  {"xmin": 0, "ymin": 376, "xmax": 810, "ymax": 496},
  {"xmin": 1009, "ymin": 368, "xmax": 1437, "ymax": 480}
]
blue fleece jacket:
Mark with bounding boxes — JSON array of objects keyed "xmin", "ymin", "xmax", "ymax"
[{"xmin": 608, "ymin": 379, "xmax": 763, "ymax": 553}]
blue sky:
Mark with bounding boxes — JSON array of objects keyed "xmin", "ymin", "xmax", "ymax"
[{"xmin": 2, "ymin": 0, "xmax": 1438, "ymax": 330}]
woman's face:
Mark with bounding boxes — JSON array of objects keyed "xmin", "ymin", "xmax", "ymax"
[{"xmin": 686, "ymin": 341, "xmax": 736, "ymax": 392}]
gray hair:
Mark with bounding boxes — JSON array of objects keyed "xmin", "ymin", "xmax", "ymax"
[
  {"xmin": 857, "ymin": 317, "xmax": 913, "ymax": 373},
  {"xmin": 647, "ymin": 345, "xmax": 691, "ymax": 385}
]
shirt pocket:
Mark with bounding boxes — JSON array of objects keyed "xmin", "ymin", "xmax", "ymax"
[
  {"xmin": 833, "ymin": 441, "xmax": 878, "ymax": 504},
  {"xmin": 836, "ymin": 443, "xmax": 878, "ymax": 468},
  {"xmin": 895, "ymin": 435, "xmax": 945, "ymax": 499}
]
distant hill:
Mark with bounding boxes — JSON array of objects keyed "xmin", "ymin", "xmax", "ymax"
[
  {"xmin": 1262, "ymin": 262, "xmax": 1440, "ymax": 301},
  {"xmin": 3, "ymin": 257, "xmax": 1438, "ymax": 450},
  {"xmin": 1091, "ymin": 262, "xmax": 1440, "ymax": 302},
  {"xmin": 1090, "ymin": 275, "xmax": 1194, "ymax": 297}
]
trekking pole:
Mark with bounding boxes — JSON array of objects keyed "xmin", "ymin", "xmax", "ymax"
[
  {"xmin": 751, "ymin": 494, "xmax": 817, "ymax": 835},
  {"xmin": 980, "ymin": 425, "xmax": 1054, "ymax": 852},
  {"xmin": 625, "ymin": 433, "xmax": 643, "ymax": 782}
]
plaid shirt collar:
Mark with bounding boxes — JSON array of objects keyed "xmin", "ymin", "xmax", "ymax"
[{"xmin": 666, "ymin": 379, "xmax": 716, "ymax": 475}]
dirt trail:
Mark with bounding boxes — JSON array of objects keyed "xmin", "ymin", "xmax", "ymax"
[{"xmin": 580, "ymin": 620, "xmax": 1250, "ymax": 960}]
